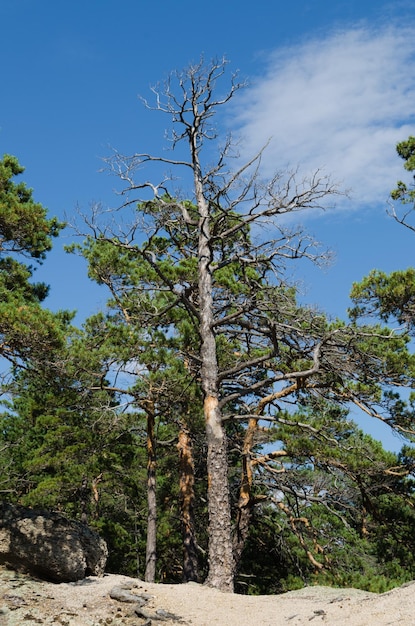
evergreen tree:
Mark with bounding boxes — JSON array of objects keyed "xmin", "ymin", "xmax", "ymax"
[
  {"xmin": 4, "ymin": 85, "xmax": 415, "ymax": 596},
  {"xmin": 69, "ymin": 59, "xmax": 415, "ymax": 591},
  {"xmin": 390, "ymin": 136, "xmax": 415, "ymax": 231},
  {"xmin": 0, "ymin": 340, "xmax": 150, "ymax": 576},
  {"xmin": 0, "ymin": 154, "xmax": 65, "ymax": 370}
]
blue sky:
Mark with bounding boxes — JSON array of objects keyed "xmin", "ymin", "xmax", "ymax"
[{"xmin": 2, "ymin": 0, "xmax": 415, "ymax": 450}]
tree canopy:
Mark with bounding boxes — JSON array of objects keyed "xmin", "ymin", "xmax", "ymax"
[
  {"xmin": 1, "ymin": 73, "xmax": 415, "ymax": 597},
  {"xmin": 389, "ymin": 136, "xmax": 415, "ymax": 231},
  {"xmin": 0, "ymin": 154, "xmax": 67, "ymax": 370},
  {"xmin": 66, "ymin": 60, "xmax": 415, "ymax": 591}
]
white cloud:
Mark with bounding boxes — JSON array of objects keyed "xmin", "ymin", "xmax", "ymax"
[{"xmin": 232, "ymin": 25, "xmax": 415, "ymax": 208}]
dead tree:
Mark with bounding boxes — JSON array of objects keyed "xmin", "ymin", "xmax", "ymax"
[{"xmin": 86, "ymin": 58, "xmax": 345, "ymax": 591}]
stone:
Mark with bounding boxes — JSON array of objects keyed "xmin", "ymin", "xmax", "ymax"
[{"xmin": 0, "ymin": 502, "xmax": 108, "ymax": 582}]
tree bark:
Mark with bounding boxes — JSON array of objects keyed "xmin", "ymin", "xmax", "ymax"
[
  {"xmin": 204, "ymin": 395, "xmax": 234, "ymax": 591},
  {"xmin": 234, "ymin": 384, "xmax": 298, "ymax": 569},
  {"xmin": 233, "ymin": 417, "xmax": 257, "ymax": 570},
  {"xmin": 194, "ymin": 141, "xmax": 234, "ymax": 591},
  {"xmin": 145, "ymin": 402, "xmax": 157, "ymax": 582},
  {"xmin": 177, "ymin": 425, "xmax": 199, "ymax": 582}
]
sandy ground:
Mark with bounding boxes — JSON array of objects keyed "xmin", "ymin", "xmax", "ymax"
[{"xmin": 1, "ymin": 567, "xmax": 415, "ymax": 625}]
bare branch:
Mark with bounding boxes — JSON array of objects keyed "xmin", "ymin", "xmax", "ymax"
[{"xmin": 387, "ymin": 198, "xmax": 415, "ymax": 233}]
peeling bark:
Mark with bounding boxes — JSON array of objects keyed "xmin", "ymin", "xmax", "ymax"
[
  {"xmin": 177, "ymin": 425, "xmax": 199, "ymax": 582},
  {"xmin": 234, "ymin": 384, "xmax": 298, "ymax": 566},
  {"xmin": 233, "ymin": 417, "xmax": 257, "ymax": 570}
]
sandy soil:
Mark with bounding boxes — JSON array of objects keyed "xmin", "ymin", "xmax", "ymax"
[{"xmin": 1, "ymin": 566, "xmax": 415, "ymax": 625}]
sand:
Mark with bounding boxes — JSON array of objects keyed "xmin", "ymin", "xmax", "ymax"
[{"xmin": 1, "ymin": 567, "xmax": 414, "ymax": 625}]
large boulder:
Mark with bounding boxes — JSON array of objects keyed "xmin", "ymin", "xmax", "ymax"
[{"xmin": 0, "ymin": 502, "xmax": 108, "ymax": 582}]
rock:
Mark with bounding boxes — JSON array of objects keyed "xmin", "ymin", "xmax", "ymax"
[
  {"xmin": 134, "ymin": 605, "xmax": 184, "ymax": 622},
  {"xmin": 109, "ymin": 584, "xmax": 149, "ymax": 605},
  {"xmin": 0, "ymin": 502, "xmax": 108, "ymax": 582}
]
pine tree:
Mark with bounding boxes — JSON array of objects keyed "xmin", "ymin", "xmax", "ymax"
[
  {"xmin": 0, "ymin": 154, "xmax": 65, "ymax": 370},
  {"xmin": 69, "ymin": 59, "xmax": 415, "ymax": 591}
]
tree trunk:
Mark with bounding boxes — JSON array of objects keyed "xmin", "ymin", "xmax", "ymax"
[
  {"xmin": 233, "ymin": 417, "xmax": 258, "ymax": 570},
  {"xmin": 177, "ymin": 425, "xmax": 199, "ymax": 582},
  {"xmin": 145, "ymin": 403, "xmax": 157, "ymax": 582},
  {"xmin": 234, "ymin": 386, "xmax": 297, "ymax": 569},
  {"xmin": 204, "ymin": 396, "xmax": 234, "ymax": 591},
  {"xmin": 194, "ymin": 149, "xmax": 234, "ymax": 591}
]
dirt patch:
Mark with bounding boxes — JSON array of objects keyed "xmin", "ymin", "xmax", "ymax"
[{"xmin": 1, "ymin": 566, "xmax": 414, "ymax": 625}]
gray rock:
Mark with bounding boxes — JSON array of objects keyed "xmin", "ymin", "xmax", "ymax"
[
  {"xmin": 0, "ymin": 502, "xmax": 108, "ymax": 582},
  {"xmin": 109, "ymin": 585, "xmax": 148, "ymax": 605}
]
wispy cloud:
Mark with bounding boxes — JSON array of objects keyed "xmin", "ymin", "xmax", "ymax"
[{"xmin": 233, "ymin": 25, "xmax": 415, "ymax": 208}]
